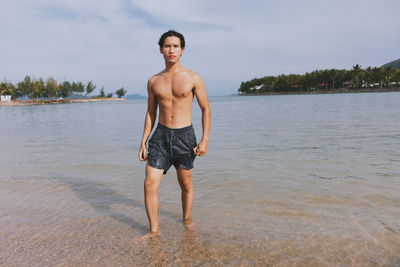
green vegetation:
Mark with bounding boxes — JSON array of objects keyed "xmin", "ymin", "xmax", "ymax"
[
  {"xmin": 99, "ymin": 87, "xmax": 105, "ymax": 98},
  {"xmin": 0, "ymin": 76, "xmax": 124, "ymax": 100},
  {"xmin": 382, "ymin": 58, "xmax": 400, "ymax": 69},
  {"xmin": 238, "ymin": 65, "xmax": 400, "ymax": 95},
  {"xmin": 115, "ymin": 87, "xmax": 127, "ymax": 98}
]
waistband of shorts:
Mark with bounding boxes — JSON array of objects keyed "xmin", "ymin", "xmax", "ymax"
[{"xmin": 156, "ymin": 123, "xmax": 193, "ymax": 133}]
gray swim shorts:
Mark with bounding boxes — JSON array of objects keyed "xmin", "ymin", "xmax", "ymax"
[{"xmin": 147, "ymin": 123, "xmax": 197, "ymax": 174}]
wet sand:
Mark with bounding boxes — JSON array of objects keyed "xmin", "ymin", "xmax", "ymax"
[
  {"xmin": 0, "ymin": 173, "xmax": 399, "ymax": 266},
  {"xmin": 0, "ymin": 98, "xmax": 125, "ymax": 106}
]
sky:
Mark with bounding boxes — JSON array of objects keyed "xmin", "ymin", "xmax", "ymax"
[{"xmin": 1, "ymin": 0, "xmax": 399, "ymax": 96}]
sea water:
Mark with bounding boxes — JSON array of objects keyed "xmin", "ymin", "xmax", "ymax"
[{"xmin": 1, "ymin": 93, "xmax": 399, "ymax": 266}]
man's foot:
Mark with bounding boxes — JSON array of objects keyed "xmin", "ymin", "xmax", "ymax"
[
  {"xmin": 183, "ymin": 218, "xmax": 196, "ymax": 230},
  {"xmin": 132, "ymin": 231, "xmax": 161, "ymax": 244}
]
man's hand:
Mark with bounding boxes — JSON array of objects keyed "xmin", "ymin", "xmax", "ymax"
[
  {"xmin": 193, "ymin": 139, "xmax": 208, "ymax": 156},
  {"xmin": 138, "ymin": 144, "xmax": 148, "ymax": 161}
]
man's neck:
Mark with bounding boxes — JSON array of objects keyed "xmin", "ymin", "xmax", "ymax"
[{"xmin": 164, "ymin": 61, "xmax": 182, "ymax": 73}]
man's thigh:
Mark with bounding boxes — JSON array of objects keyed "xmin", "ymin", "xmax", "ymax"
[{"xmin": 145, "ymin": 163, "xmax": 164, "ymax": 186}]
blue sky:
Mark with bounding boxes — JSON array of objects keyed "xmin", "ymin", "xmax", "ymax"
[{"xmin": 1, "ymin": 0, "xmax": 399, "ymax": 96}]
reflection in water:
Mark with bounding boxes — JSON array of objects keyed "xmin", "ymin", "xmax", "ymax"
[
  {"xmin": 175, "ymin": 229, "xmax": 213, "ymax": 265},
  {"xmin": 134, "ymin": 227, "xmax": 214, "ymax": 266},
  {"xmin": 53, "ymin": 175, "xmax": 148, "ymax": 234}
]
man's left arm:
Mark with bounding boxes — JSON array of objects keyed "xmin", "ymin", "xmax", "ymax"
[{"xmin": 193, "ymin": 73, "xmax": 211, "ymax": 156}]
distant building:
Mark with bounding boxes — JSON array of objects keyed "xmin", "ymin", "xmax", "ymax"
[
  {"xmin": 250, "ymin": 85, "xmax": 263, "ymax": 90},
  {"xmin": 343, "ymin": 81, "xmax": 355, "ymax": 88},
  {"xmin": 1, "ymin": 95, "xmax": 11, "ymax": 102}
]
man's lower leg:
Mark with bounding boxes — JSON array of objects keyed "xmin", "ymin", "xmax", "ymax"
[
  {"xmin": 144, "ymin": 165, "xmax": 163, "ymax": 233},
  {"xmin": 181, "ymin": 185, "xmax": 193, "ymax": 220},
  {"xmin": 145, "ymin": 185, "xmax": 159, "ymax": 233}
]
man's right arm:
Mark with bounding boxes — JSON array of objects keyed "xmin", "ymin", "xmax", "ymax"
[{"xmin": 138, "ymin": 77, "xmax": 158, "ymax": 161}]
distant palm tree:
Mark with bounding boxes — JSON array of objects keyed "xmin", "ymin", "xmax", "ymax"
[
  {"xmin": 364, "ymin": 66, "xmax": 372, "ymax": 87},
  {"xmin": 384, "ymin": 66, "xmax": 395, "ymax": 87},
  {"xmin": 352, "ymin": 64, "xmax": 362, "ymax": 88},
  {"xmin": 86, "ymin": 81, "xmax": 96, "ymax": 96}
]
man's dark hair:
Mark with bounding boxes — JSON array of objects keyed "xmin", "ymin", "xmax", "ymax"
[{"xmin": 158, "ymin": 30, "xmax": 185, "ymax": 49}]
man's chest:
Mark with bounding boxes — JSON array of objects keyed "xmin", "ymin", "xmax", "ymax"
[{"xmin": 153, "ymin": 76, "xmax": 194, "ymax": 99}]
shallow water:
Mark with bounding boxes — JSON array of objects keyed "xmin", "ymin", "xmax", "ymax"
[{"xmin": 1, "ymin": 93, "xmax": 400, "ymax": 266}]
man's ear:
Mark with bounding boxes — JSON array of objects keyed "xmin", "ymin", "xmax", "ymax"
[
  {"xmin": 181, "ymin": 47, "xmax": 184, "ymax": 57},
  {"xmin": 160, "ymin": 46, "xmax": 163, "ymax": 54}
]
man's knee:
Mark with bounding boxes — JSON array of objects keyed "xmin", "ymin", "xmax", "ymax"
[
  {"xmin": 179, "ymin": 172, "xmax": 193, "ymax": 192},
  {"xmin": 144, "ymin": 178, "xmax": 160, "ymax": 192}
]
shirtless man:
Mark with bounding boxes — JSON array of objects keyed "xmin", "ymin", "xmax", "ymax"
[{"xmin": 138, "ymin": 30, "xmax": 211, "ymax": 237}]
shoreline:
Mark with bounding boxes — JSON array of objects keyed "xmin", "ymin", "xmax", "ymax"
[
  {"xmin": 0, "ymin": 97, "xmax": 125, "ymax": 106},
  {"xmin": 238, "ymin": 87, "xmax": 400, "ymax": 96}
]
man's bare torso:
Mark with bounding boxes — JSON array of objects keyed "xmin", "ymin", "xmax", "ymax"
[{"xmin": 150, "ymin": 67, "xmax": 196, "ymax": 129}]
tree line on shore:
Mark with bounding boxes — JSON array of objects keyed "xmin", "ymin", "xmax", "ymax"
[
  {"xmin": 0, "ymin": 76, "xmax": 127, "ymax": 100},
  {"xmin": 238, "ymin": 65, "xmax": 400, "ymax": 94}
]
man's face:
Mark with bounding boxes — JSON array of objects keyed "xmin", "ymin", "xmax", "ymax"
[{"xmin": 160, "ymin": 36, "xmax": 184, "ymax": 63}]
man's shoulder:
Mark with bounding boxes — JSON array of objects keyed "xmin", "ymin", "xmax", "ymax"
[
  {"xmin": 147, "ymin": 67, "xmax": 202, "ymax": 84},
  {"xmin": 147, "ymin": 72, "xmax": 164, "ymax": 85},
  {"xmin": 180, "ymin": 67, "xmax": 202, "ymax": 81},
  {"xmin": 150, "ymin": 71, "xmax": 164, "ymax": 80}
]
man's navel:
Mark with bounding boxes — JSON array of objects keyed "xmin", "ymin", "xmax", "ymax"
[{"xmin": 169, "ymin": 115, "xmax": 174, "ymax": 121}]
